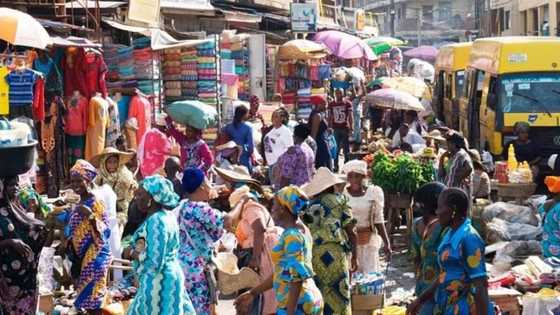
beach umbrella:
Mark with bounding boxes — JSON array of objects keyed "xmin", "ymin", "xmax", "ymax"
[
  {"xmin": 166, "ymin": 100, "xmax": 218, "ymax": 130},
  {"xmin": 277, "ymin": 39, "xmax": 328, "ymax": 60},
  {"xmin": 0, "ymin": 8, "xmax": 51, "ymax": 49},
  {"xmin": 366, "ymin": 88, "xmax": 424, "ymax": 112},
  {"xmin": 366, "ymin": 36, "xmax": 406, "ymax": 46},
  {"xmin": 404, "ymin": 46, "xmax": 439, "ymax": 62},
  {"xmin": 381, "ymin": 77, "xmax": 428, "ymax": 98},
  {"xmin": 313, "ymin": 30, "xmax": 377, "ymax": 60}
]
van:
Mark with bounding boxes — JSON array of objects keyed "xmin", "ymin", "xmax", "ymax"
[
  {"xmin": 433, "ymin": 42, "xmax": 472, "ymax": 130},
  {"xmin": 460, "ymin": 37, "xmax": 560, "ymax": 164}
]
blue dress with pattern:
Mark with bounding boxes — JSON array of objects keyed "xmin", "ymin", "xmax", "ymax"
[
  {"xmin": 271, "ymin": 227, "xmax": 324, "ymax": 315},
  {"xmin": 539, "ymin": 202, "xmax": 560, "ymax": 257},
  {"xmin": 127, "ymin": 210, "xmax": 195, "ymax": 315},
  {"xmin": 177, "ymin": 200, "xmax": 224, "ymax": 315},
  {"xmin": 435, "ymin": 219, "xmax": 493, "ymax": 315}
]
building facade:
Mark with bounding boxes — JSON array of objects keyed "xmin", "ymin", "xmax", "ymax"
[
  {"xmin": 363, "ymin": 0, "xmax": 476, "ymax": 45},
  {"xmin": 518, "ymin": 0, "xmax": 560, "ymax": 36},
  {"xmin": 488, "ymin": 0, "xmax": 524, "ymax": 36}
]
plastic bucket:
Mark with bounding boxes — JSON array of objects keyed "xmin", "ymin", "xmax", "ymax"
[{"xmin": 0, "ymin": 140, "xmax": 37, "ymax": 177}]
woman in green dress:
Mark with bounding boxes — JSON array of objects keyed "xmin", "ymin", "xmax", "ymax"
[
  {"xmin": 302, "ymin": 167, "xmax": 358, "ymax": 315},
  {"xmin": 410, "ymin": 182, "xmax": 446, "ymax": 315}
]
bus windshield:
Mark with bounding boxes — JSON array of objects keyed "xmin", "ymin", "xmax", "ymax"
[{"xmin": 498, "ymin": 73, "xmax": 560, "ymax": 113}]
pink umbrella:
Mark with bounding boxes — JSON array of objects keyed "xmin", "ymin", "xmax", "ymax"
[
  {"xmin": 403, "ymin": 46, "xmax": 439, "ymax": 62},
  {"xmin": 313, "ymin": 30, "xmax": 377, "ymax": 60}
]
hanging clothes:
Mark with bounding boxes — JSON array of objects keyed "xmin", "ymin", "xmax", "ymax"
[
  {"xmin": 41, "ymin": 95, "xmax": 68, "ymax": 197},
  {"xmin": 65, "ymin": 94, "xmax": 88, "ymax": 165},
  {"xmin": 6, "ymin": 68, "xmax": 38, "ymax": 107},
  {"xmin": 62, "ymin": 48, "xmax": 88, "ymax": 97},
  {"xmin": 85, "ymin": 95, "xmax": 109, "ymax": 160},
  {"xmin": 105, "ymin": 97, "xmax": 121, "ymax": 148},
  {"xmin": 84, "ymin": 50, "xmax": 108, "ymax": 98},
  {"xmin": 128, "ymin": 94, "xmax": 151, "ymax": 145},
  {"xmin": 0, "ymin": 66, "xmax": 10, "ymax": 115},
  {"xmin": 32, "ymin": 77, "xmax": 45, "ymax": 121}
]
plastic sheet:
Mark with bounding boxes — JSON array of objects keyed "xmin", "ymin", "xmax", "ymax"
[
  {"xmin": 482, "ymin": 202, "xmax": 540, "ymax": 226},
  {"xmin": 485, "ymin": 218, "xmax": 542, "ymax": 243},
  {"xmin": 522, "ymin": 289, "xmax": 560, "ymax": 315}
]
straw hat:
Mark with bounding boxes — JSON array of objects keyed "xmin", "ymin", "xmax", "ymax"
[
  {"xmin": 214, "ymin": 252, "xmax": 261, "ymax": 295},
  {"xmin": 303, "ymin": 167, "xmax": 346, "ymax": 198},
  {"xmin": 215, "ymin": 141, "xmax": 238, "ymax": 151},
  {"xmin": 419, "ymin": 147, "xmax": 437, "ymax": 159},
  {"xmin": 90, "ymin": 147, "xmax": 134, "ymax": 168},
  {"xmin": 228, "ymin": 185, "xmax": 251, "ymax": 208},
  {"xmin": 423, "ymin": 129, "xmax": 446, "ymax": 142},
  {"xmin": 214, "ymin": 165, "xmax": 263, "ymax": 193}
]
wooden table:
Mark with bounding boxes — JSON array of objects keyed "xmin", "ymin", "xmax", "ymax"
[
  {"xmin": 385, "ymin": 192, "xmax": 413, "ymax": 245},
  {"xmin": 495, "ymin": 182, "xmax": 537, "ymax": 203}
]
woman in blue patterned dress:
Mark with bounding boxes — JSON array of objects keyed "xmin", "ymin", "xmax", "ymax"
[
  {"xmin": 126, "ymin": 175, "xmax": 195, "ymax": 315},
  {"xmin": 407, "ymin": 188, "xmax": 493, "ymax": 315},
  {"xmin": 409, "ymin": 182, "xmax": 446, "ymax": 315},
  {"xmin": 539, "ymin": 176, "xmax": 560, "ymax": 257},
  {"xmin": 176, "ymin": 167, "xmax": 225, "ymax": 315},
  {"xmin": 235, "ymin": 186, "xmax": 323, "ymax": 315}
]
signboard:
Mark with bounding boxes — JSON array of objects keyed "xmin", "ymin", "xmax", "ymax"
[
  {"xmin": 355, "ymin": 9, "xmax": 366, "ymax": 31},
  {"xmin": 128, "ymin": 0, "xmax": 160, "ymax": 26},
  {"xmin": 290, "ymin": 3, "xmax": 317, "ymax": 32}
]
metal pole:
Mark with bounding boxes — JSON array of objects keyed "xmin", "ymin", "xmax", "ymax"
[
  {"xmin": 417, "ymin": 8, "xmax": 422, "ymax": 46},
  {"xmin": 390, "ymin": 0, "xmax": 396, "ymax": 36}
]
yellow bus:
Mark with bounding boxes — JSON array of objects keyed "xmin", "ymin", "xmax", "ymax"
[
  {"xmin": 433, "ymin": 42, "xmax": 472, "ymax": 130},
  {"xmin": 460, "ymin": 36, "xmax": 560, "ymax": 161}
]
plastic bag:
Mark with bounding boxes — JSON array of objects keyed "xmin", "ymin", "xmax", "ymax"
[
  {"xmin": 485, "ymin": 218, "xmax": 542, "ymax": 243},
  {"xmin": 522, "ymin": 289, "xmax": 560, "ymax": 315},
  {"xmin": 482, "ymin": 202, "xmax": 539, "ymax": 226}
]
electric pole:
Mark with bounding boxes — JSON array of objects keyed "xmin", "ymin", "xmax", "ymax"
[{"xmin": 390, "ymin": 0, "xmax": 396, "ymax": 36}]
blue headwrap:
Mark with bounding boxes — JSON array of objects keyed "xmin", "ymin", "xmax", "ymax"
[
  {"xmin": 182, "ymin": 167, "xmax": 205, "ymax": 194},
  {"xmin": 142, "ymin": 175, "xmax": 179, "ymax": 208}
]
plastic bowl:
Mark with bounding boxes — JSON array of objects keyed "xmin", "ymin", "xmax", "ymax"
[{"xmin": 0, "ymin": 140, "xmax": 37, "ymax": 177}]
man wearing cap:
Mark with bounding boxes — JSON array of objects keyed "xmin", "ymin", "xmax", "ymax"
[{"xmin": 329, "ymin": 88, "xmax": 353, "ymax": 172}]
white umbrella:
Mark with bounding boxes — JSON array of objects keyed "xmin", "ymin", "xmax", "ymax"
[
  {"xmin": 366, "ymin": 88, "xmax": 425, "ymax": 112},
  {"xmin": 0, "ymin": 8, "xmax": 51, "ymax": 49}
]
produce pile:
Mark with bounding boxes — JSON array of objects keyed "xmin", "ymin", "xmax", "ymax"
[{"xmin": 370, "ymin": 152, "xmax": 434, "ymax": 194}]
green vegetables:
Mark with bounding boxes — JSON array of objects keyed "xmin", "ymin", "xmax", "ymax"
[{"xmin": 371, "ymin": 152, "xmax": 435, "ymax": 194}]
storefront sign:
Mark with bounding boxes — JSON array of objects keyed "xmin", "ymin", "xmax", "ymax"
[
  {"xmin": 290, "ymin": 3, "xmax": 317, "ymax": 32},
  {"xmin": 355, "ymin": 9, "xmax": 366, "ymax": 31},
  {"xmin": 128, "ymin": 0, "xmax": 160, "ymax": 26}
]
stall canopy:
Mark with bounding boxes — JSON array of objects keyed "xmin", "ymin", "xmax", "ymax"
[
  {"xmin": 50, "ymin": 36, "xmax": 101, "ymax": 48},
  {"xmin": 0, "ymin": 7, "xmax": 52, "ymax": 49},
  {"xmin": 103, "ymin": 19, "xmax": 212, "ymax": 50}
]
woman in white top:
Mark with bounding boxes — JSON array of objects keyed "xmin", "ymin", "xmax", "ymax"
[
  {"xmin": 342, "ymin": 160, "xmax": 392, "ymax": 273},
  {"xmin": 263, "ymin": 108, "xmax": 293, "ymax": 176}
]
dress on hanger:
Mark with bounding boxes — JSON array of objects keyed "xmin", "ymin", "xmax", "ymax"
[
  {"xmin": 128, "ymin": 94, "xmax": 151, "ymax": 145},
  {"xmin": 84, "ymin": 51, "xmax": 108, "ymax": 98},
  {"xmin": 65, "ymin": 94, "xmax": 88, "ymax": 165},
  {"xmin": 85, "ymin": 95, "xmax": 109, "ymax": 160},
  {"xmin": 105, "ymin": 97, "xmax": 121, "ymax": 148}
]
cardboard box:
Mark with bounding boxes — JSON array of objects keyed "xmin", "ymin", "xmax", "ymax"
[{"xmin": 352, "ymin": 293, "xmax": 384, "ymax": 312}]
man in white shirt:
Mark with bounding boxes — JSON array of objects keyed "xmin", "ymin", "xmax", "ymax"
[
  {"xmin": 263, "ymin": 109, "xmax": 293, "ymax": 166},
  {"xmin": 392, "ymin": 123, "xmax": 426, "ymax": 153}
]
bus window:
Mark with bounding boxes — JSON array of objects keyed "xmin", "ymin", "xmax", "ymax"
[
  {"xmin": 463, "ymin": 70, "xmax": 471, "ymax": 97},
  {"xmin": 498, "ymin": 72, "xmax": 560, "ymax": 113},
  {"xmin": 487, "ymin": 77, "xmax": 498, "ymax": 110},
  {"xmin": 446, "ymin": 73, "xmax": 453, "ymax": 99},
  {"xmin": 455, "ymin": 70, "xmax": 465, "ymax": 98}
]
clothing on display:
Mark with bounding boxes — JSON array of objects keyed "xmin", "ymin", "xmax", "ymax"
[{"xmin": 85, "ymin": 95, "xmax": 109, "ymax": 160}]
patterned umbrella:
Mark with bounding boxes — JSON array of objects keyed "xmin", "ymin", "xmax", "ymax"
[
  {"xmin": 366, "ymin": 88, "xmax": 424, "ymax": 112},
  {"xmin": 404, "ymin": 46, "xmax": 439, "ymax": 62},
  {"xmin": 381, "ymin": 77, "xmax": 428, "ymax": 98},
  {"xmin": 277, "ymin": 39, "xmax": 328, "ymax": 60},
  {"xmin": 0, "ymin": 8, "xmax": 51, "ymax": 49},
  {"xmin": 313, "ymin": 30, "xmax": 377, "ymax": 60}
]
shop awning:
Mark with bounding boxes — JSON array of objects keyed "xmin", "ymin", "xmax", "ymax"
[
  {"xmin": 51, "ymin": 36, "xmax": 101, "ymax": 48},
  {"xmin": 65, "ymin": 0, "xmax": 126, "ymax": 9},
  {"xmin": 102, "ymin": 19, "xmax": 213, "ymax": 50},
  {"xmin": 160, "ymin": 0, "xmax": 215, "ymax": 11},
  {"xmin": 220, "ymin": 9, "xmax": 262, "ymax": 24}
]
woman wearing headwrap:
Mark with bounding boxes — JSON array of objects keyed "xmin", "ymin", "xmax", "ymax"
[
  {"xmin": 342, "ymin": 160, "xmax": 391, "ymax": 273},
  {"xmin": 125, "ymin": 175, "xmax": 195, "ymax": 315},
  {"xmin": 92, "ymin": 147, "xmax": 138, "ymax": 217},
  {"xmin": 176, "ymin": 167, "xmax": 225, "ymax": 315},
  {"xmin": 0, "ymin": 176, "xmax": 48, "ymax": 314},
  {"xmin": 224, "ymin": 185, "xmax": 282, "ymax": 315},
  {"xmin": 66, "ymin": 159, "xmax": 112, "ymax": 314},
  {"xmin": 539, "ymin": 176, "xmax": 560, "ymax": 258},
  {"xmin": 235, "ymin": 186, "xmax": 323, "ymax": 315}
]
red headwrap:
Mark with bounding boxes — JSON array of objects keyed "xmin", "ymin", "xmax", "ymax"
[{"xmin": 310, "ymin": 95, "xmax": 327, "ymax": 106}]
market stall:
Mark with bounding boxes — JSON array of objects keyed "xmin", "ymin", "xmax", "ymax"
[{"xmin": 276, "ymin": 39, "xmax": 331, "ymax": 120}]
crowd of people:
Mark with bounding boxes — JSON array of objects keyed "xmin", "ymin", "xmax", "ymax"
[{"xmin": 2, "ymin": 53, "xmax": 557, "ymax": 315}]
